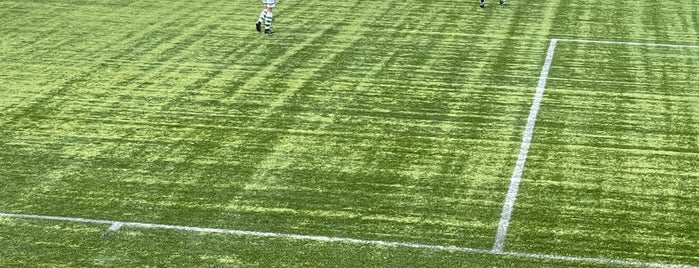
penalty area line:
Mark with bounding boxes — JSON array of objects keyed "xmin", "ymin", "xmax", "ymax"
[{"xmin": 1, "ymin": 212, "xmax": 698, "ymax": 268}]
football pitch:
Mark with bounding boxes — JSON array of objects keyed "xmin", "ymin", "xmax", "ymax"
[{"xmin": 1, "ymin": 0, "xmax": 698, "ymax": 267}]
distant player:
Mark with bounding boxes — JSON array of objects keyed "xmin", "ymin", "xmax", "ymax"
[
  {"xmin": 481, "ymin": 0, "xmax": 506, "ymax": 8},
  {"xmin": 255, "ymin": 0, "xmax": 276, "ymax": 34}
]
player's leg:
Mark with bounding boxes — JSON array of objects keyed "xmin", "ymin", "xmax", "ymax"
[
  {"xmin": 263, "ymin": 1, "xmax": 275, "ymax": 34},
  {"xmin": 256, "ymin": 7, "xmax": 267, "ymax": 32}
]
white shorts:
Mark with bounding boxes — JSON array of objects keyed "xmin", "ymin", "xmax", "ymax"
[{"xmin": 262, "ymin": 0, "xmax": 276, "ymax": 8}]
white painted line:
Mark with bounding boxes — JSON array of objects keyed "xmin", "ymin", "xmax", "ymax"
[
  {"xmin": 103, "ymin": 222, "xmax": 123, "ymax": 239},
  {"xmin": 2, "ymin": 212, "xmax": 697, "ymax": 268},
  {"xmin": 0, "ymin": 212, "xmax": 115, "ymax": 225},
  {"xmin": 108, "ymin": 222, "xmax": 123, "ymax": 232},
  {"xmin": 127, "ymin": 220, "xmax": 492, "ymax": 253},
  {"xmin": 107, "ymin": 222, "xmax": 123, "ymax": 233},
  {"xmin": 558, "ymin": 38, "xmax": 699, "ymax": 49},
  {"xmin": 492, "ymin": 38, "xmax": 559, "ymax": 253}
]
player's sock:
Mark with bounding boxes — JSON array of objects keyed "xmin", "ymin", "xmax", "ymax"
[
  {"xmin": 265, "ymin": 13, "xmax": 273, "ymax": 30},
  {"xmin": 480, "ymin": 0, "xmax": 485, "ymax": 8},
  {"xmin": 258, "ymin": 10, "xmax": 267, "ymax": 23}
]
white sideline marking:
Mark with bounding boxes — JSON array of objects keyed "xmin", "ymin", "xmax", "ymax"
[
  {"xmin": 492, "ymin": 38, "xmax": 559, "ymax": 253},
  {"xmin": 1, "ymin": 212, "xmax": 697, "ymax": 268},
  {"xmin": 558, "ymin": 38, "xmax": 699, "ymax": 49}
]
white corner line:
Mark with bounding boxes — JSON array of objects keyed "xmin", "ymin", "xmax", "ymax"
[
  {"xmin": 557, "ymin": 38, "xmax": 699, "ymax": 49},
  {"xmin": 1, "ymin": 212, "xmax": 697, "ymax": 268},
  {"xmin": 492, "ymin": 38, "xmax": 559, "ymax": 253}
]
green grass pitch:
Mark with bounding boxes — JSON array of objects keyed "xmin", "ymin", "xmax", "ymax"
[{"xmin": 0, "ymin": 0, "xmax": 697, "ymax": 267}]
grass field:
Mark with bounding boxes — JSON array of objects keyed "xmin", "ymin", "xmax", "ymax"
[{"xmin": 0, "ymin": 0, "xmax": 697, "ymax": 267}]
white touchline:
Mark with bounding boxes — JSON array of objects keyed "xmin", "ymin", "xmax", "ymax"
[
  {"xmin": 492, "ymin": 38, "xmax": 559, "ymax": 253},
  {"xmin": 1, "ymin": 212, "xmax": 697, "ymax": 268}
]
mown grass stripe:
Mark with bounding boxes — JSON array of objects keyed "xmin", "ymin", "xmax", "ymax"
[
  {"xmin": 0, "ymin": 1, "xmax": 201, "ymax": 129},
  {"xmin": 1, "ymin": 212, "xmax": 696, "ymax": 268}
]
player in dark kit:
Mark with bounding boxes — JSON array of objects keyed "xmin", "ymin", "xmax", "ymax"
[{"xmin": 481, "ymin": 0, "xmax": 506, "ymax": 8}]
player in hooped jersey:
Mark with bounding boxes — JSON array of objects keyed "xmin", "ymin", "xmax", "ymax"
[{"xmin": 255, "ymin": 0, "xmax": 276, "ymax": 34}]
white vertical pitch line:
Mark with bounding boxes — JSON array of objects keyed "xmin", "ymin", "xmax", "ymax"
[{"xmin": 492, "ymin": 38, "xmax": 559, "ymax": 253}]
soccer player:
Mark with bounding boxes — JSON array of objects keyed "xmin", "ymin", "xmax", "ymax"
[
  {"xmin": 255, "ymin": 0, "xmax": 276, "ymax": 34},
  {"xmin": 481, "ymin": 0, "xmax": 506, "ymax": 8}
]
